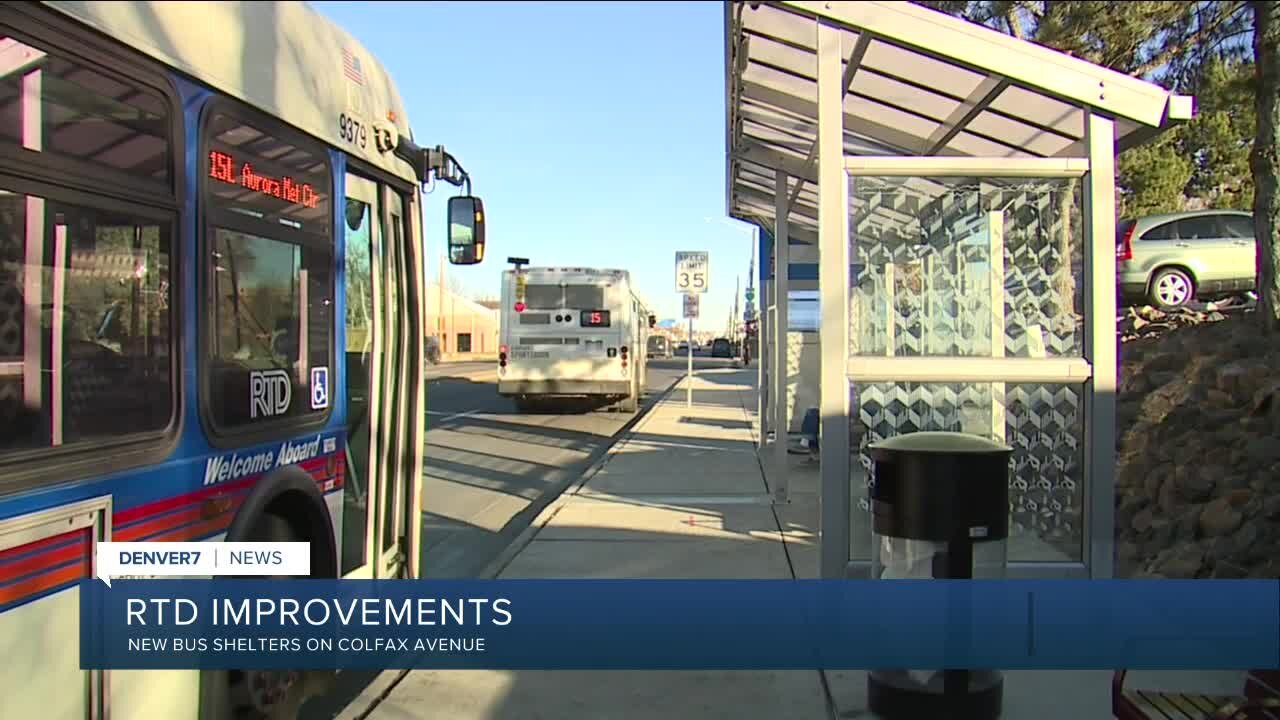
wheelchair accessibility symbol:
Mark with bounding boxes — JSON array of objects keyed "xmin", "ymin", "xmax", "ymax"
[{"xmin": 310, "ymin": 367, "xmax": 329, "ymax": 410}]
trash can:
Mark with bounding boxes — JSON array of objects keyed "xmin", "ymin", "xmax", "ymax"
[{"xmin": 865, "ymin": 431, "xmax": 1012, "ymax": 720}]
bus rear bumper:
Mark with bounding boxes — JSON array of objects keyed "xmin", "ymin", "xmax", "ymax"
[{"xmin": 498, "ymin": 379, "xmax": 631, "ymax": 397}]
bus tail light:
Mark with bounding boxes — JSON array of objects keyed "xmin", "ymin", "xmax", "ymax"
[
  {"xmin": 514, "ymin": 302, "xmax": 526, "ymax": 313},
  {"xmin": 499, "ymin": 345, "xmax": 508, "ymax": 368}
]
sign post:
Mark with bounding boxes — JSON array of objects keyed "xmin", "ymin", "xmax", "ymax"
[
  {"xmin": 682, "ymin": 293, "xmax": 700, "ymax": 407},
  {"xmin": 677, "ymin": 252, "xmax": 708, "ymax": 408}
]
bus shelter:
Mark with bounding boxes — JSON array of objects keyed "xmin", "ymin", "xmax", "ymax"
[{"xmin": 725, "ymin": 1, "xmax": 1194, "ymax": 579}]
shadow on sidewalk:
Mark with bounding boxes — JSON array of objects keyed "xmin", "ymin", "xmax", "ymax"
[
  {"xmin": 662, "ymin": 391, "xmax": 755, "ymax": 412},
  {"xmin": 611, "ymin": 431, "xmax": 757, "ymax": 454},
  {"xmin": 682, "ymin": 367, "xmax": 756, "ymax": 381},
  {"xmin": 676, "ymin": 416, "xmax": 753, "ymax": 431}
]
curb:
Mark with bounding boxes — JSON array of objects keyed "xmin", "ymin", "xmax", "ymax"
[{"xmin": 475, "ymin": 373, "xmax": 685, "ymax": 580}]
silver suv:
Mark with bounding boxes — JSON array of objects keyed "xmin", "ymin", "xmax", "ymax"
[{"xmin": 1116, "ymin": 209, "xmax": 1256, "ymax": 309}]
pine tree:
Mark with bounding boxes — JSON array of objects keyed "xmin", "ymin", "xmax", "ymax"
[
  {"xmin": 1252, "ymin": 0, "xmax": 1280, "ymax": 332},
  {"xmin": 1184, "ymin": 56, "xmax": 1256, "ymax": 211},
  {"xmin": 918, "ymin": 1, "xmax": 1278, "ymax": 331}
]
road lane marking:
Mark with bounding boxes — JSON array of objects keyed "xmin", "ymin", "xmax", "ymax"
[
  {"xmin": 426, "ymin": 367, "xmax": 496, "ymax": 383},
  {"xmin": 426, "ymin": 409, "xmax": 482, "ymax": 423}
]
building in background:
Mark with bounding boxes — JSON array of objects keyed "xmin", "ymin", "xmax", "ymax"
[{"xmin": 425, "ymin": 282, "xmax": 500, "ymax": 358}]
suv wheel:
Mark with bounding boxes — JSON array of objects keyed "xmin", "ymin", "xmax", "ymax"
[{"xmin": 1149, "ymin": 267, "xmax": 1194, "ymax": 309}]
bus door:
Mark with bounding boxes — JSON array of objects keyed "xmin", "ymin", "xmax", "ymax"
[
  {"xmin": 376, "ymin": 187, "xmax": 415, "ymax": 579},
  {"xmin": 340, "ymin": 173, "xmax": 418, "ymax": 580},
  {"xmin": 339, "ymin": 173, "xmax": 381, "ymax": 579}
]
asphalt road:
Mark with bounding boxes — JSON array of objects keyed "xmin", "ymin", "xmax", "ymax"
[{"xmin": 417, "ymin": 353, "xmax": 733, "ymax": 578}]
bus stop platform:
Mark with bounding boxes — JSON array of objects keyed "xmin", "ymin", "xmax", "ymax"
[{"xmin": 337, "ymin": 367, "xmax": 1233, "ymax": 720}]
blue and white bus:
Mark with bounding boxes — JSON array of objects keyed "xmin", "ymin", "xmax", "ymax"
[{"xmin": 0, "ymin": 2, "xmax": 486, "ymax": 718}]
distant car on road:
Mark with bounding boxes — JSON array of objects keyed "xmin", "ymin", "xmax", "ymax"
[
  {"xmin": 1117, "ymin": 209, "xmax": 1256, "ymax": 309},
  {"xmin": 711, "ymin": 337, "xmax": 732, "ymax": 358},
  {"xmin": 676, "ymin": 342, "xmax": 690, "ymax": 354},
  {"xmin": 647, "ymin": 335, "xmax": 672, "ymax": 359}
]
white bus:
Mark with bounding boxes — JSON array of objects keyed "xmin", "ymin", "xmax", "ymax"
[
  {"xmin": 0, "ymin": 2, "xmax": 486, "ymax": 719},
  {"xmin": 498, "ymin": 267, "xmax": 655, "ymax": 413}
]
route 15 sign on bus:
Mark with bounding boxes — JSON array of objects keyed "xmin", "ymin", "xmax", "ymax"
[{"xmin": 675, "ymin": 251, "xmax": 709, "ymax": 294}]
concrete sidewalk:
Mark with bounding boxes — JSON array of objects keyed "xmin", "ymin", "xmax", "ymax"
[{"xmin": 340, "ymin": 367, "xmax": 1235, "ymax": 720}]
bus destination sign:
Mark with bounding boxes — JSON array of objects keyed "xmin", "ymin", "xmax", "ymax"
[{"xmin": 209, "ymin": 150, "xmax": 321, "ymax": 209}]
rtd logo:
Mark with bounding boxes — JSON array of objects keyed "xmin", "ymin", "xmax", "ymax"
[{"xmin": 250, "ymin": 369, "xmax": 292, "ymax": 419}]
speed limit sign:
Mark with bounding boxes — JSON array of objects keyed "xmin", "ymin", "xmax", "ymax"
[{"xmin": 675, "ymin": 251, "xmax": 709, "ymax": 294}]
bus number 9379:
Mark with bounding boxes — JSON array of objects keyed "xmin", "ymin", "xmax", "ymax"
[{"xmin": 338, "ymin": 112, "xmax": 367, "ymax": 149}]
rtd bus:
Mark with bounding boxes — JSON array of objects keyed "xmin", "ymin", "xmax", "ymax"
[
  {"xmin": 498, "ymin": 266, "xmax": 654, "ymax": 413},
  {"xmin": 0, "ymin": 2, "xmax": 486, "ymax": 719}
]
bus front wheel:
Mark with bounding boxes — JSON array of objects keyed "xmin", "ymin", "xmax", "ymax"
[{"xmin": 203, "ymin": 513, "xmax": 331, "ymax": 720}]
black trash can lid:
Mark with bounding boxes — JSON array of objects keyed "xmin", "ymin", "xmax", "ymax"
[{"xmin": 868, "ymin": 431, "xmax": 1011, "ymax": 455}]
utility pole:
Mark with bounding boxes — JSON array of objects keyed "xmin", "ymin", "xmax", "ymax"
[
  {"xmin": 438, "ymin": 252, "xmax": 446, "ymax": 347},
  {"xmin": 733, "ymin": 275, "xmax": 740, "ymax": 345}
]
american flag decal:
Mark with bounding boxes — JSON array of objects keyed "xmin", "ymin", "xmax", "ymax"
[{"xmin": 342, "ymin": 47, "xmax": 363, "ymax": 85}]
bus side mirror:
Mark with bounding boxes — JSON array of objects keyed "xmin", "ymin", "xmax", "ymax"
[
  {"xmin": 648, "ymin": 315, "xmax": 656, "ymax": 328},
  {"xmin": 448, "ymin": 196, "xmax": 485, "ymax": 266}
]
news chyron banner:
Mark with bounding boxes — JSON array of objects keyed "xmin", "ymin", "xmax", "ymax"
[{"xmin": 83, "ymin": 542, "xmax": 1280, "ymax": 671}]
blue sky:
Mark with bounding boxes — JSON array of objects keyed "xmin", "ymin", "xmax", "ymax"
[{"xmin": 312, "ymin": 1, "xmax": 757, "ymax": 330}]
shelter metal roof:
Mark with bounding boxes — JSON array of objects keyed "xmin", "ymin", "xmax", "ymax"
[{"xmin": 725, "ymin": 1, "xmax": 1195, "ymax": 239}]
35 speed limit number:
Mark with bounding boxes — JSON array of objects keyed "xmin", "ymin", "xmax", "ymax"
[{"xmin": 675, "ymin": 251, "xmax": 709, "ymax": 294}]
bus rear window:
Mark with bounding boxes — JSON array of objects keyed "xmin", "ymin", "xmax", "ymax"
[
  {"xmin": 520, "ymin": 284, "xmax": 606, "ymax": 309},
  {"xmin": 564, "ymin": 284, "xmax": 603, "ymax": 309},
  {"xmin": 0, "ymin": 190, "xmax": 174, "ymax": 458},
  {"xmin": 523, "ymin": 284, "xmax": 561, "ymax": 309}
]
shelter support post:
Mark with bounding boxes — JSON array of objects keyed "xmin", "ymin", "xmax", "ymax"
[
  {"xmin": 1083, "ymin": 111, "xmax": 1117, "ymax": 579},
  {"xmin": 988, "ymin": 211, "xmax": 1006, "ymax": 442},
  {"xmin": 816, "ymin": 21, "xmax": 850, "ymax": 579},
  {"xmin": 758, "ymin": 273, "xmax": 770, "ymax": 448},
  {"xmin": 883, "ymin": 262, "xmax": 895, "ymax": 356},
  {"xmin": 773, "ymin": 171, "xmax": 790, "ymax": 504}
]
